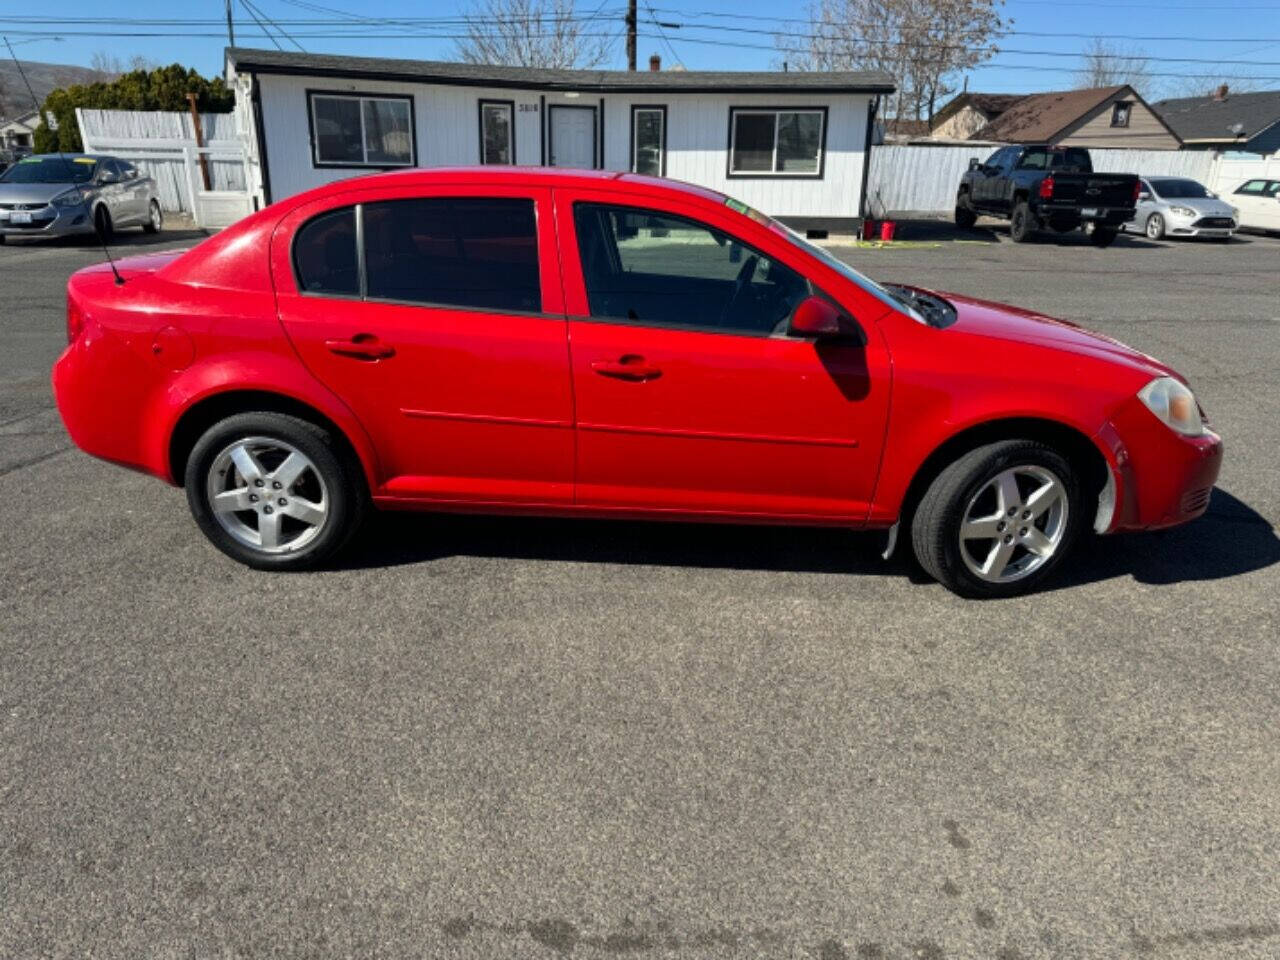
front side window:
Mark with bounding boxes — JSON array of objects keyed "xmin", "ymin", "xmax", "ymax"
[
  {"xmin": 479, "ymin": 100, "xmax": 514, "ymax": 164},
  {"xmin": 728, "ymin": 108, "xmax": 825, "ymax": 177},
  {"xmin": 1111, "ymin": 101, "xmax": 1132, "ymax": 127},
  {"xmin": 573, "ymin": 202, "xmax": 809, "ymax": 336},
  {"xmin": 1235, "ymin": 179, "xmax": 1266, "ymax": 195},
  {"xmin": 309, "ymin": 92, "xmax": 414, "ymax": 168},
  {"xmin": 631, "ymin": 106, "xmax": 665, "ymax": 176},
  {"xmin": 363, "ymin": 197, "xmax": 539, "ymax": 312}
]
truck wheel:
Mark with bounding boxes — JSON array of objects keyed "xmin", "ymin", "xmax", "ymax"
[
  {"xmin": 1009, "ymin": 202, "xmax": 1034, "ymax": 243},
  {"xmin": 1091, "ymin": 227, "xmax": 1118, "ymax": 247},
  {"xmin": 955, "ymin": 197, "xmax": 977, "ymax": 230}
]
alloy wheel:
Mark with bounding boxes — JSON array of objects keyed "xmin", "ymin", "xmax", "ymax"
[
  {"xmin": 149, "ymin": 201, "xmax": 162, "ymax": 231},
  {"xmin": 205, "ymin": 436, "xmax": 329, "ymax": 554},
  {"xmin": 958, "ymin": 465, "xmax": 1069, "ymax": 584},
  {"xmin": 1146, "ymin": 214, "xmax": 1164, "ymax": 239}
]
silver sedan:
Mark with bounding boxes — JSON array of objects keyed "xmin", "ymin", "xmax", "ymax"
[
  {"xmin": 0, "ymin": 154, "xmax": 162, "ymax": 244},
  {"xmin": 1126, "ymin": 176, "xmax": 1237, "ymax": 241}
]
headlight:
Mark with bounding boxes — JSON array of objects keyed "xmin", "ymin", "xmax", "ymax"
[
  {"xmin": 1138, "ymin": 376, "xmax": 1205, "ymax": 436},
  {"xmin": 1169, "ymin": 205, "xmax": 1196, "ymax": 217},
  {"xmin": 51, "ymin": 190, "xmax": 84, "ymax": 209}
]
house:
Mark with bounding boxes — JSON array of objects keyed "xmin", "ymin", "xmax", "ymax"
[
  {"xmin": 224, "ymin": 47, "xmax": 894, "ymax": 230},
  {"xmin": 0, "ymin": 110, "xmax": 40, "ymax": 151},
  {"xmin": 929, "ymin": 93, "xmax": 1025, "ymax": 141},
  {"xmin": 878, "ymin": 117, "xmax": 930, "ymax": 143},
  {"xmin": 973, "ymin": 85, "xmax": 1180, "ymax": 149},
  {"xmin": 1153, "ymin": 86, "xmax": 1280, "ymax": 155}
]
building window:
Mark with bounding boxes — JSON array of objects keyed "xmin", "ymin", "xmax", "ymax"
[
  {"xmin": 728, "ymin": 108, "xmax": 826, "ymax": 177},
  {"xmin": 1110, "ymin": 101, "xmax": 1132, "ymax": 128},
  {"xmin": 308, "ymin": 92, "xmax": 415, "ymax": 168},
  {"xmin": 630, "ymin": 105, "xmax": 666, "ymax": 176},
  {"xmin": 479, "ymin": 99, "xmax": 515, "ymax": 164}
]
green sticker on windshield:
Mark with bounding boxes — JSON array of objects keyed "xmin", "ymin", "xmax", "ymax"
[{"xmin": 724, "ymin": 196, "xmax": 771, "ymax": 225}]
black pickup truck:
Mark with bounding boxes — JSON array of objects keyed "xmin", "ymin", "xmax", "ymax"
[{"xmin": 955, "ymin": 145, "xmax": 1139, "ymax": 246}]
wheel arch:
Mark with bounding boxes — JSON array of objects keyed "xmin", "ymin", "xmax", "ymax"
[
  {"xmin": 895, "ymin": 417, "xmax": 1110, "ymax": 532},
  {"xmin": 168, "ymin": 389, "xmax": 373, "ymax": 495}
]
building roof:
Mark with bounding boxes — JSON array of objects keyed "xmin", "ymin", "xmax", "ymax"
[
  {"xmin": 1153, "ymin": 89, "xmax": 1280, "ymax": 143},
  {"xmin": 931, "ymin": 92, "xmax": 1025, "ymax": 128},
  {"xmin": 226, "ymin": 47, "xmax": 895, "ymax": 94},
  {"xmin": 973, "ymin": 86, "xmax": 1130, "ymax": 142},
  {"xmin": 882, "ymin": 118, "xmax": 930, "ymax": 138}
]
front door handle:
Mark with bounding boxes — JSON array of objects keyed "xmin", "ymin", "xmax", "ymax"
[
  {"xmin": 324, "ymin": 333, "xmax": 395, "ymax": 361},
  {"xmin": 591, "ymin": 354, "xmax": 662, "ymax": 382}
]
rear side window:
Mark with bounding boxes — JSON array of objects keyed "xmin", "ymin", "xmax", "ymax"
[
  {"xmin": 293, "ymin": 207, "xmax": 358, "ymax": 296},
  {"xmin": 362, "ymin": 197, "xmax": 540, "ymax": 312}
]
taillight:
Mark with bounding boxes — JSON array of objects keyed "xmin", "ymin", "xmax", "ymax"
[
  {"xmin": 1039, "ymin": 175, "xmax": 1055, "ymax": 200},
  {"xmin": 1132, "ymin": 179, "xmax": 1142, "ymax": 202},
  {"xmin": 66, "ymin": 293, "xmax": 85, "ymax": 345}
]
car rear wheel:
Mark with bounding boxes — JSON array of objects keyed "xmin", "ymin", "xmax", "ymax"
[
  {"xmin": 1009, "ymin": 201, "xmax": 1034, "ymax": 243},
  {"xmin": 184, "ymin": 412, "xmax": 366, "ymax": 570},
  {"xmin": 93, "ymin": 205, "xmax": 113, "ymax": 243},
  {"xmin": 910, "ymin": 440, "xmax": 1084, "ymax": 598},
  {"xmin": 143, "ymin": 199, "xmax": 162, "ymax": 234},
  {"xmin": 1145, "ymin": 213, "xmax": 1165, "ymax": 240},
  {"xmin": 955, "ymin": 196, "xmax": 977, "ymax": 229}
]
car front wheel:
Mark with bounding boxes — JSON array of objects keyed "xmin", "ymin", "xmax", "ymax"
[
  {"xmin": 955, "ymin": 196, "xmax": 977, "ymax": 229},
  {"xmin": 910, "ymin": 440, "xmax": 1084, "ymax": 598},
  {"xmin": 143, "ymin": 199, "xmax": 162, "ymax": 234},
  {"xmin": 184, "ymin": 412, "xmax": 366, "ymax": 570},
  {"xmin": 1145, "ymin": 213, "xmax": 1165, "ymax": 240}
]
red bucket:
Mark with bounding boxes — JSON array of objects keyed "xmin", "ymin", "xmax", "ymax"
[
  {"xmin": 879, "ymin": 220, "xmax": 896, "ymax": 242},
  {"xmin": 862, "ymin": 218, "xmax": 877, "ymax": 240}
]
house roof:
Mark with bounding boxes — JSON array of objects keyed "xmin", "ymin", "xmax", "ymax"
[
  {"xmin": 0, "ymin": 110, "xmax": 39, "ymax": 129},
  {"xmin": 1153, "ymin": 89, "xmax": 1280, "ymax": 143},
  {"xmin": 931, "ymin": 92, "xmax": 1025, "ymax": 128},
  {"xmin": 226, "ymin": 47, "xmax": 896, "ymax": 94},
  {"xmin": 973, "ymin": 86, "xmax": 1131, "ymax": 142},
  {"xmin": 883, "ymin": 118, "xmax": 930, "ymax": 137}
]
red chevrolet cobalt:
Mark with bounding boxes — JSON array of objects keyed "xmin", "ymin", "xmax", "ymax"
[{"xmin": 53, "ymin": 169, "xmax": 1222, "ymax": 597}]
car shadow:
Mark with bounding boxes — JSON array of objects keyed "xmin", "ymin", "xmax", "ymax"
[
  {"xmin": 2, "ymin": 229, "xmax": 209, "ymax": 250},
  {"xmin": 339, "ymin": 487, "xmax": 1278, "ymax": 591},
  {"xmin": 881, "ymin": 219, "xmax": 1002, "ymax": 244}
]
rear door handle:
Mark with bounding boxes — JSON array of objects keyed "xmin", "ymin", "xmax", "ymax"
[
  {"xmin": 590, "ymin": 354, "xmax": 662, "ymax": 382},
  {"xmin": 324, "ymin": 333, "xmax": 395, "ymax": 361}
]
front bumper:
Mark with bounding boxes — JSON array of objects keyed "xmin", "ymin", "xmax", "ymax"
[
  {"xmin": 1169, "ymin": 213, "xmax": 1236, "ymax": 238},
  {"xmin": 1095, "ymin": 395, "xmax": 1223, "ymax": 533},
  {"xmin": 0, "ymin": 202, "xmax": 95, "ymax": 238}
]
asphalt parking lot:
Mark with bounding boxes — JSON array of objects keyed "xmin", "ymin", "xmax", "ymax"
[{"xmin": 3, "ymin": 223, "xmax": 1279, "ymax": 959}]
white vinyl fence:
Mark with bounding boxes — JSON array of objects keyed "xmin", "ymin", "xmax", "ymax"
[
  {"xmin": 866, "ymin": 144, "xmax": 1225, "ymax": 217},
  {"xmin": 76, "ymin": 108, "xmax": 255, "ymax": 227}
]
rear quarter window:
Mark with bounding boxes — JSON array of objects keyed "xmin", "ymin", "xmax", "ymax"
[{"xmin": 293, "ymin": 207, "xmax": 359, "ymax": 297}]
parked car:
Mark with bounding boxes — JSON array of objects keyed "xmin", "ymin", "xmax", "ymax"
[
  {"xmin": 1227, "ymin": 178, "xmax": 1280, "ymax": 233},
  {"xmin": 52, "ymin": 169, "xmax": 1222, "ymax": 598},
  {"xmin": 1126, "ymin": 177, "xmax": 1237, "ymax": 240},
  {"xmin": 956, "ymin": 145, "xmax": 1140, "ymax": 246},
  {"xmin": 0, "ymin": 153, "xmax": 162, "ymax": 244}
]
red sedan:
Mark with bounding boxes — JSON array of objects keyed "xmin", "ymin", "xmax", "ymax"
[{"xmin": 53, "ymin": 168, "xmax": 1222, "ymax": 597}]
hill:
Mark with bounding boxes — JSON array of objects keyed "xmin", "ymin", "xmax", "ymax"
[{"xmin": 0, "ymin": 59, "xmax": 101, "ymax": 120}]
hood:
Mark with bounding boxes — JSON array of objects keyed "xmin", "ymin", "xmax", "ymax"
[
  {"xmin": 921, "ymin": 288, "xmax": 1175, "ymax": 378},
  {"xmin": 0, "ymin": 181, "xmax": 96, "ymax": 206}
]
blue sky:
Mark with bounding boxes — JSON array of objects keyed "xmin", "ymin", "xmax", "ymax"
[{"xmin": 4, "ymin": 0, "xmax": 1279, "ymax": 100}]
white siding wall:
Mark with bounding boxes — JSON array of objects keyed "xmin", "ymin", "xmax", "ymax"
[{"xmin": 253, "ymin": 72, "xmax": 871, "ymax": 218}]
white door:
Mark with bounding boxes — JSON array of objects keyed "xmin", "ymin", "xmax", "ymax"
[{"xmin": 550, "ymin": 107, "xmax": 596, "ymax": 168}]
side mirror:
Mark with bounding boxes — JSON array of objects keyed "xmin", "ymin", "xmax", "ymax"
[
  {"xmin": 1138, "ymin": 191, "xmax": 1150, "ymax": 201},
  {"xmin": 968, "ymin": 158, "xmax": 981, "ymax": 171},
  {"xmin": 789, "ymin": 295, "xmax": 850, "ymax": 340}
]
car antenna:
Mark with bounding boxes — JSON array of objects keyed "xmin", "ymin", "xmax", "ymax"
[{"xmin": 4, "ymin": 35, "xmax": 125, "ymax": 285}]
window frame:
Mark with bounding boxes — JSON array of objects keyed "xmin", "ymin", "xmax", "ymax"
[
  {"xmin": 629, "ymin": 104, "xmax": 667, "ymax": 177},
  {"xmin": 570, "ymin": 199, "xmax": 818, "ymax": 340},
  {"xmin": 726, "ymin": 106, "xmax": 828, "ymax": 180},
  {"xmin": 1235, "ymin": 180, "xmax": 1266, "ymax": 195},
  {"xmin": 478, "ymin": 98, "xmax": 516, "ymax": 165},
  {"xmin": 290, "ymin": 197, "xmax": 547, "ymax": 317},
  {"xmin": 1110, "ymin": 101, "xmax": 1133, "ymax": 128},
  {"xmin": 306, "ymin": 89, "xmax": 417, "ymax": 170}
]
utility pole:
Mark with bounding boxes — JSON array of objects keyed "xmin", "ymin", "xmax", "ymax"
[
  {"xmin": 225, "ymin": 0, "xmax": 236, "ymax": 47},
  {"xmin": 625, "ymin": 0, "xmax": 637, "ymax": 70}
]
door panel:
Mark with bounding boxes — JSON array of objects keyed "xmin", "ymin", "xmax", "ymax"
[
  {"xmin": 550, "ymin": 107, "xmax": 596, "ymax": 168},
  {"xmin": 271, "ymin": 186, "xmax": 574, "ymax": 504},
  {"xmin": 556, "ymin": 188, "xmax": 892, "ymax": 522}
]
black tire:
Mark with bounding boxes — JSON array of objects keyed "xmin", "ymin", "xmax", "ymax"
[
  {"xmin": 1009, "ymin": 201, "xmax": 1035, "ymax": 243},
  {"xmin": 910, "ymin": 440, "xmax": 1084, "ymax": 599},
  {"xmin": 1144, "ymin": 213, "xmax": 1165, "ymax": 240},
  {"xmin": 1091, "ymin": 227, "xmax": 1118, "ymax": 247},
  {"xmin": 184, "ymin": 411, "xmax": 367, "ymax": 571},
  {"xmin": 93, "ymin": 205, "xmax": 113, "ymax": 243},
  {"xmin": 0, "ymin": 234, "xmax": 6, "ymax": 245},
  {"xmin": 955, "ymin": 195, "xmax": 977, "ymax": 229},
  {"xmin": 142, "ymin": 199, "xmax": 162, "ymax": 234}
]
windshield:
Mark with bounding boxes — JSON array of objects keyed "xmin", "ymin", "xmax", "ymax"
[
  {"xmin": 1151, "ymin": 179, "xmax": 1210, "ymax": 199},
  {"xmin": 0, "ymin": 156, "xmax": 97, "ymax": 184}
]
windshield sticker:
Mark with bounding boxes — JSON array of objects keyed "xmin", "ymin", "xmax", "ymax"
[
  {"xmin": 724, "ymin": 196, "xmax": 771, "ymax": 225},
  {"xmin": 74, "ymin": 157, "xmax": 97, "ymax": 164}
]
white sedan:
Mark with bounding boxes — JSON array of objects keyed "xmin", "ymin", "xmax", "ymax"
[{"xmin": 1228, "ymin": 178, "xmax": 1280, "ymax": 233}]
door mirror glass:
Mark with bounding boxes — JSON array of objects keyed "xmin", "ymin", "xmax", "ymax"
[
  {"xmin": 968, "ymin": 157, "xmax": 980, "ymax": 171},
  {"xmin": 788, "ymin": 295, "xmax": 846, "ymax": 339},
  {"xmin": 1138, "ymin": 191, "xmax": 1150, "ymax": 201}
]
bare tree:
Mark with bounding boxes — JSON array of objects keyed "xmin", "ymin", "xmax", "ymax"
[
  {"xmin": 1073, "ymin": 38, "xmax": 1152, "ymax": 97},
  {"xmin": 1161, "ymin": 75, "xmax": 1262, "ymax": 99},
  {"xmin": 456, "ymin": 0, "xmax": 616, "ymax": 69},
  {"xmin": 777, "ymin": 0, "xmax": 1008, "ymax": 123},
  {"xmin": 88, "ymin": 51, "xmax": 159, "ymax": 81}
]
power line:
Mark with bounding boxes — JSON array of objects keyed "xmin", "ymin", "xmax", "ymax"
[
  {"xmin": 237, "ymin": 1, "xmax": 284, "ymax": 51},
  {"xmin": 244, "ymin": 0, "xmax": 307, "ymax": 52}
]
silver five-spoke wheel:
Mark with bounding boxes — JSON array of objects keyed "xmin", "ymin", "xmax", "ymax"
[
  {"xmin": 206, "ymin": 436, "xmax": 329, "ymax": 554},
  {"xmin": 958, "ymin": 465, "xmax": 1068, "ymax": 584}
]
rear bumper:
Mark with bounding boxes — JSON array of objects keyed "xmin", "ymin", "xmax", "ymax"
[
  {"xmin": 1038, "ymin": 203, "xmax": 1134, "ymax": 227},
  {"xmin": 1095, "ymin": 396, "xmax": 1223, "ymax": 532}
]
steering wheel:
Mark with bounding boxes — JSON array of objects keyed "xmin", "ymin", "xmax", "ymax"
[{"xmin": 719, "ymin": 253, "xmax": 759, "ymax": 328}]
